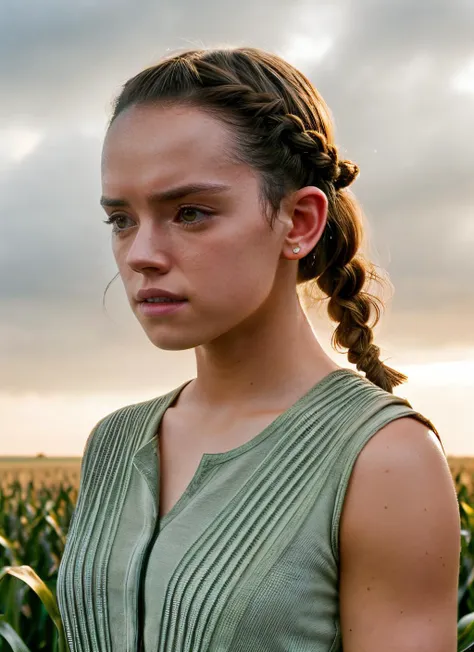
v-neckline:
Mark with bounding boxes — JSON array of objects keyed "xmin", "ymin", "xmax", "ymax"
[
  {"xmin": 150, "ymin": 367, "xmax": 356, "ymax": 459},
  {"xmin": 137, "ymin": 367, "xmax": 358, "ymax": 527}
]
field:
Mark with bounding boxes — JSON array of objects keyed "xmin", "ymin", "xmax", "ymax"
[
  {"xmin": 449, "ymin": 457, "xmax": 474, "ymax": 494},
  {"xmin": 1, "ymin": 456, "xmax": 474, "ymax": 651},
  {"xmin": 0, "ymin": 455, "xmax": 471, "ymax": 494},
  {"xmin": 1, "ymin": 454, "xmax": 473, "ymax": 485},
  {"xmin": 0, "ymin": 458, "xmax": 81, "ymax": 489}
]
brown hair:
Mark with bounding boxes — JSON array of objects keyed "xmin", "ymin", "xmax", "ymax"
[{"xmin": 105, "ymin": 46, "xmax": 408, "ymax": 393}]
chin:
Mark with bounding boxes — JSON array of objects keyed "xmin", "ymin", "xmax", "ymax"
[{"xmin": 144, "ymin": 330, "xmax": 206, "ymax": 352}]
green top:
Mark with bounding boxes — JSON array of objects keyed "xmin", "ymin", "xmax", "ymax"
[{"xmin": 57, "ymin": 367, "xmax": 443, "ymax": 652}]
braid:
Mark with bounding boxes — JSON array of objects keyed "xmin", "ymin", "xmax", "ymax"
[
  {"xmin": 267, "ymin": 114, "xmax": 338, "ymax": 183},
  {"xmin": 262, "ymin": 113, "xmax": 408, "ymax": 393},
  {"xmin": 108, "ymin": 46, "xmax": 409, "ymax": 393},
  {"xmin": 318, "ymin": 258, "xmax": 408, "ymax": 393},
  {"xmin": 265, "ymin": 114, "xmax": 360, "ymax": 193},
  {"xmin": 301, "ymin": 187, "xmax": 408, "ymax": 393}
]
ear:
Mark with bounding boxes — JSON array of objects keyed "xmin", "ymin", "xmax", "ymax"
[{"xmin": 280, "ymin": 186, "xmax": 328, "ymax": 259}]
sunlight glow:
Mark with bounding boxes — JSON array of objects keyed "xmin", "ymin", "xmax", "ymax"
[
  {"xmin": 399, "ymin": 359, "xmax": 474, "ymax": 387},
  {"xmin": 1, "ymin": 357, "xmax": 473, "ymax": 457},
  {"xmin": 282, "ymin": 35, "xmax": 332, "ymax": 68},
  {"xmin": 452, "ymin": 57, "xmax": 474, "ymax": 95},
  {"xmin": 0, "ymin": 127, "xmax": 43, "ymax": 162}
]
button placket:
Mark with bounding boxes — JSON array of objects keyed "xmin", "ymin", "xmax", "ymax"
[{"xmin": 190, "ymin": 458, "xmax": 209, "ymax": 490}]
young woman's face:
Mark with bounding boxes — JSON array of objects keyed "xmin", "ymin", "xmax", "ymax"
[{"xmin": 101, "ymin": 104, "xmax": 295, "ymax": 351}]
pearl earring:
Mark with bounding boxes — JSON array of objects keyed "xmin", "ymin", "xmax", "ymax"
[{"xmin": 292, "ymin": 245, "xmax": 301, "ymax": 254}]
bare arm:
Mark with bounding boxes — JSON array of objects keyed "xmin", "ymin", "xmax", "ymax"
[{"xmin": 339, "ymin": 417, "xmax": 461, "ymax": 652}]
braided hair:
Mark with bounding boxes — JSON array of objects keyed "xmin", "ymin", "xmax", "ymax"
[{"xmin": 107, "ymin": 46, "xmax": 408, "ymax": 393}]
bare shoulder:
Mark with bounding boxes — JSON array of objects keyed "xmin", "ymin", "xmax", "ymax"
[{"xmin": 339, "ymin": 417, "xmax": 461, "ymax": 652}]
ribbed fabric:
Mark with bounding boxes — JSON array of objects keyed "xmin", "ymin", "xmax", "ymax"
[{"xmin": 57, "ymin": 367, "xmax": 444, "ymax": 652}]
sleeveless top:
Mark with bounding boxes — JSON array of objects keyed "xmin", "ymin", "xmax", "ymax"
[{"xmin": 57, "ymin": 367, "xmax": 444, "ymax": 652}]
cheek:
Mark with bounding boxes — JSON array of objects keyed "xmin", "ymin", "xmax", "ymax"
[{"xmin": 191, "ymin": 244, "xmax": 276, "ymax": 310}]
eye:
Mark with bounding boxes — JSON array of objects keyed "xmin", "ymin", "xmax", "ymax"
[
  {"xmin": 102, "ymin": 206, "xmax": 212, "ymax": 233},
  {"xmin": 176, "ymin": 206, "xmax": 212, "ymax": 228},
  {"xmin": 102, "ymin": 214, "xmax": 133, "ymax": 232}
]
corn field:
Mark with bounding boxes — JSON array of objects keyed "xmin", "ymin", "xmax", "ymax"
[{"xmin": 1, "ymin": 459, "xmax": 474, "ymax": 652}]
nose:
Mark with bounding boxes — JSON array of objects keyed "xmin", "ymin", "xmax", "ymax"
[{"xmin": 125, "ymin": 221, "xmax": 171, "ymax": 273}]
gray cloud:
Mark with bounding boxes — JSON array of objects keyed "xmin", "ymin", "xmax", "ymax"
[
  {"xmin": 1, "ymin": 0, "xmax": 473, "ymax": 395},
  {"xmin": 307, "ymin": 0, "xmax": 474, "ymax": 310},
  {"xmin": 0, "ymin": 131, "xmax": 109, "ymax": 300},
  {"xmin": 0, "ymin": 0, "xmax": 298, "ymax": 127}
]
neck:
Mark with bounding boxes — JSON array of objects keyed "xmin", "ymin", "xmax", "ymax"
[{"xmin": 188, "ymin": 293, "xmax": 340, "ymax": 413}]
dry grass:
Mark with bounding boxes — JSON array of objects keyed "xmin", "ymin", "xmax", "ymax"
[
  {"xmin": 0, "ymin": 458, "xmax": 81, "ymax": 489},
  {"xmin": 448, "ymin": 457, "xmax": 474, "ymax": 495},
  {"xmin": 1, "ymin": 456, "xmax": 472, "ymax": 492},
  {"xmin": 1, "ymin": 456, "xmax": 474, "ymax": 651}
]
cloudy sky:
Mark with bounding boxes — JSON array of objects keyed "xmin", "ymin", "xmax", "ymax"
[{"xmin": 1, "ymin": 0, "xmax": 473, "ymax": 456}]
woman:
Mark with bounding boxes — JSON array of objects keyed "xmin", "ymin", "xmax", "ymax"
[{"xmin": 57, "ymin": 47, "xmax": 460, "ymax": 652}]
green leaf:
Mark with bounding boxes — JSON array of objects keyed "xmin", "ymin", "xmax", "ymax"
[
  {"xmin": 0, "ymin": 534, "xmax": 21, "ymax": 565},
  {"xmin": 462, "ymin": 502, "xmax": 474, "ymax": 518},
  {"xmin": 0, "ymin": 565, "xmax": 67, "ymax": 652},
  {"xmin": 459, "ymin": 566, "xmax": 474, "ymax": 604},
  {"xmin": 458, "ymin": 612, "xmax": 474, "ymax": 651},
  {"xmin": 44, "ymin": 514, "xmax": 67, "ymax": 547},
  {"xmin": 0, "ymin": 615, "xmax": 32, "ymax": 652}
]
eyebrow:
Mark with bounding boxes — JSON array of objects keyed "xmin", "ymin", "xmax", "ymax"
[{"xmin": 99, "ymin": 182, "xmax": 232, "ymax": 208}]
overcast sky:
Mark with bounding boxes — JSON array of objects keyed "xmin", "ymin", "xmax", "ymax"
[{"xmin": 1, "ymin": 0, "xmax": 473, "ymax": 455}]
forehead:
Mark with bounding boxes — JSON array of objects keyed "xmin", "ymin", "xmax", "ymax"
[{"xmin": 101, "ymin": 104, "xmax": 239, "ymax": 190}]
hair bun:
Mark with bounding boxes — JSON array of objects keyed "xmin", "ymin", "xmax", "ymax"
[{"xmin": 334, "ymin": 159, "xmax": 359, "ymax": 190}]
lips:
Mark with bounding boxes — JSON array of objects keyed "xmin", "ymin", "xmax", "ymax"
[
  {"xmin": 139, "ymin": 299, "xmax": 188, "ymax": 317},
  {"xmin": 136, "ymin": 288, "xmax": 187, "ymax": 302},
  {"xmin": 144, "ymin": 298, "xmax": 184, "ymax": 303}
]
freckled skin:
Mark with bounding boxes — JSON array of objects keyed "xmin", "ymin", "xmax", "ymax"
[
  {"xmin": 100, "ymin": 103, "xmax": 331, "ymax": 404},
  {"xmin": 101, "ymin": 104, "xmax": 293, "ymax": 353}
]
